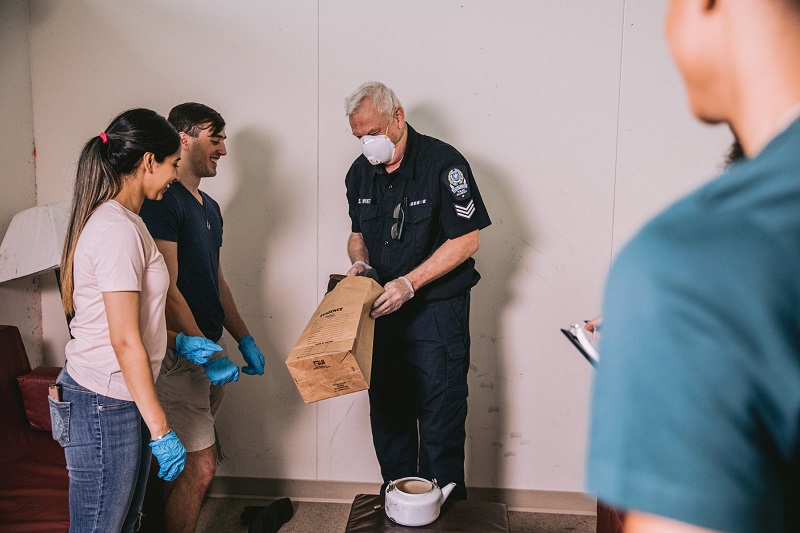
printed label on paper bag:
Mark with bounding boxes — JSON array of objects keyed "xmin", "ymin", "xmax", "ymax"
[
  {"xmin": 332, "ymin": 382, "xmax": 350, "ymax": 393},
  {"xmin": 308, "ymin": 313, "xmax": 348, "ymax": 343}
]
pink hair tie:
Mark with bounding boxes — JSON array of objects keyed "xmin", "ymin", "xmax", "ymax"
[{"xmin": 99, "ymin": 132, "xmax": 108, "ymax": 144}]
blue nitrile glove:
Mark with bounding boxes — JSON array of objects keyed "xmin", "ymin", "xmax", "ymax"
[
  {"xmin": 149, "ymin": 430, "xmax": 186, "ymax": 481},
  {"xmin": 175, "ymin": 332, "xmax": 222, "ymax": 365},
  {"xmin": 238, "ymin": 334, "xmax": 265, "ymax": 375},
  {"xmin": 202, "ymin": 356, "xmax": 240, "ymax": 385}
]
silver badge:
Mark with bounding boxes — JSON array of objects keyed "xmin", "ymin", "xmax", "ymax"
[{"xmin": 448, "ymin": 168, "xmax": 468, "ymax": 198}]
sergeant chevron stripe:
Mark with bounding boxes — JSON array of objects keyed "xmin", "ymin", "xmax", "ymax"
[{"xmin": 454, "ymin": 199, "xmax": 475, "ymax": 219}]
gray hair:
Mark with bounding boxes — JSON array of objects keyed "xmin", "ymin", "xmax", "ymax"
[{"xmin": 344, "ymin": 81, "xmax": 402, "ymax": 118}]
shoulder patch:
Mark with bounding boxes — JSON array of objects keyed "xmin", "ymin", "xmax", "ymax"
[{"xmin": 443, "ymin": 165, "xmax": 471, "ymax": 201}]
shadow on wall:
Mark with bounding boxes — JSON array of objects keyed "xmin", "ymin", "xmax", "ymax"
[
  {"xmin": 408, "ymin": 105, "xmax": 532, "ymax": 490},
  {"xmin": 465, "ymin": 154, "xmax": 530, "ymax": 490},
  {"xmin": 214, "ymin": 126, "xmax": 303, "ymax": 476}
]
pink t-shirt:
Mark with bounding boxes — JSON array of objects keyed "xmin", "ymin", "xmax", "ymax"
[{"xmin": 65, "ymin": 200, "xmax": 169, "ymax": 400}]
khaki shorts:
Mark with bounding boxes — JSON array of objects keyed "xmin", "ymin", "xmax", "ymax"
[{"xmin": 156, "ymin": 338, "xmax": 227, "ymax": 453}]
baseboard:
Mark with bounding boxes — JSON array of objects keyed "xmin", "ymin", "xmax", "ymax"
[
  {"xmin": 207, "ymin": 477, "xmax": 382, "ymax": 505},
  {"xmin": 207, "ymin": 476, "xmax": 596, "ymax": 515}
]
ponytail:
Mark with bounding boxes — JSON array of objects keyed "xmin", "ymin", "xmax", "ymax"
[
  {"xmin": 60, "ymin": 136, "xmax": 121, "ymax": 314},
  {"xmin": 60, "ymin": 109, "xmax": 179, "ymax": 315}
]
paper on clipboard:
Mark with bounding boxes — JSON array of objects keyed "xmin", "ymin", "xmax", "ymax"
[{"xmin": 560, "ymin": 322, "xmax": 600, "ymax": 366}]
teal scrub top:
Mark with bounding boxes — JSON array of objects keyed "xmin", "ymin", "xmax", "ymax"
[{"xmin": 588, "ymin": 118, "xmax": 800, "ymax": 533}]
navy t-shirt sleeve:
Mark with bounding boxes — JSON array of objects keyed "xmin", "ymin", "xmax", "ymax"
[
  {"xmin": 438, "ymin": 161, "xmax": 491, "ymax": 239},
  {"xmin": 140, "ymin": 193, "xmax": 181, "ymax": 242},
  {"xmin": 588, "ymin": 212, "xmax": 797, "ymax": 533}
]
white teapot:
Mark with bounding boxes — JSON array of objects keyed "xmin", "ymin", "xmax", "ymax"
[{"xmin": 384, "ymin": 477, "xmax": 457, "ymax": 527}]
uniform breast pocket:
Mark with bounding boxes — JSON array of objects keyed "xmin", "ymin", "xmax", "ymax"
[
  {"xmin": 407, "ymin": 202, "xmax": 434, "ymax": 249},
  {"xmin": 358, "ymin": 205, "xmax": 381, "ymax": 236}
]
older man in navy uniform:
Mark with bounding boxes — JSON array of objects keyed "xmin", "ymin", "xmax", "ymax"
[{"xmin": 344, "ymin": 81, "xmax": 491, "ymax": 499}]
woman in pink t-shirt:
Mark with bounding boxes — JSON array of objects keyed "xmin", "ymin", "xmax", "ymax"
[{"xmin": 50, "ymin": 108, "xmax": 221, "ymax": 533}]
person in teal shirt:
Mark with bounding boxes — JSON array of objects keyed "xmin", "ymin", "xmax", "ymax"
[{"xmin": 588, "ymin": 1, "xmax": 800, "ymax": 532}]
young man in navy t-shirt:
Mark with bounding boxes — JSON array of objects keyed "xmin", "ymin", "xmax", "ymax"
[{"xmin": 140, "ymin": 103, "xmax": 267, "ymax": 533}]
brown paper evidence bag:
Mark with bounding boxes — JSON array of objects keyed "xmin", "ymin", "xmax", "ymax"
[{"xmin": 285, "ymin": 275, "xmax": 383, "ymax": 403}]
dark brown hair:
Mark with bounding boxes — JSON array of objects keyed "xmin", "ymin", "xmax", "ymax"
[{"xmin": 168, "ymin": 102, "xmax": 226, "ymax": 137}]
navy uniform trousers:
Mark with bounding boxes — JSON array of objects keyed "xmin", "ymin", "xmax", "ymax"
[{"xmin": 369, "ymin": 290, "xmax": 471, "ymax": 500}]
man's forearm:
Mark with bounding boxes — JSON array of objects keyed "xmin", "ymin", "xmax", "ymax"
[
  {"xmin": 404, "ymin": 230, "xmax": 480, "ymax": 291},
  {"xmin": 625, "ymin": 512, "xmax": 719, "ymax": 533},
  {"xmin": 220, "ymin": 277, "xmax": 249, "ymax": 343},
  {"xmin": 166, "ymin": 289, "xmax": 204, "ymax": 338},
  {"xmin": 155, "ymin": 239, "xmax": 205, "ymax": 339},
  {"xmin": 348, "ymin": 232, "xmax": 370, "ymax": 264},
  {"xmin": 367, "ymin": 230, "xmax": 480, "ymax": 319}
]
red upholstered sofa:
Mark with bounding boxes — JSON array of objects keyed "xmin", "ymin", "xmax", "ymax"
[{"xmin": 0, "ymin": 325, "xmax": 69, "ymax": 533}]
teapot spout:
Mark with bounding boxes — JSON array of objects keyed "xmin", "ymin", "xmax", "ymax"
[{"xmin": 441, "ymin": 482, "xmax": 457, "ymax": 502}]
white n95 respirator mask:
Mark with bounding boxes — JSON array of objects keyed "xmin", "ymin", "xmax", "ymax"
[{"xmin": 360, "ymin": 122, "xmax": 395, "ymax": 165}]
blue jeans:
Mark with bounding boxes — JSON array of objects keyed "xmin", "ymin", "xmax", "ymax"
[{"xmin": 49, "ymin": 368, "xmax": 152, "ymax": 533}]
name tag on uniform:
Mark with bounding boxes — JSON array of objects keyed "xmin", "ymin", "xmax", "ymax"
[{"xmin": 358, "ymin": 198, "xmax": 372, "ymax": 205}]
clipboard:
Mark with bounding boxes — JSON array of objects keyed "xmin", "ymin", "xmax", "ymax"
[{"xmin": 560, "ymin": 322, "xmax": 600, "ymax": 366}]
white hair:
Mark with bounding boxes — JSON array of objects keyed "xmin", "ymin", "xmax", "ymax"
[{"xmin": 344, "ymin": 81, "xmax": 402, "ymax": 118}]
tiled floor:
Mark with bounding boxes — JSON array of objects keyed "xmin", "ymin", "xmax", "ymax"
[{"xmin": 196, "ymin": 497, "xmax": 596, "ymax": 533}]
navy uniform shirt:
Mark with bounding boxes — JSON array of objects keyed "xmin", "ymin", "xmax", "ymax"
[{"xmin": 346, "ymin": 124, "xmax": 491, "ymax": 301}]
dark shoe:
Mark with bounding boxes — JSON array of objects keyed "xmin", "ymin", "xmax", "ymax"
[
  {"xmin": 248, "ymin": 498, "xmax": 294, "ymax": 533},
  {"xmin": 240, "ymin": 505, "xmax": 267, "ymax": 525}
]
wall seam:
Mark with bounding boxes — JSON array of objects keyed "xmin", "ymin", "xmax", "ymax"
[
  {"xmin": 26, "ymin": 0, "xmax": 46, "ymax": 358},
  {"xmin": 610, "ymin": 0, "xmax": 628, "ymax": 267},
  {"xmin": 315, "ymin": 0, "xmax": 321, "ymax": 483},
  {"xmin": 26, "ymin": 1, "xmax": 37, "ymax": 208}
]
